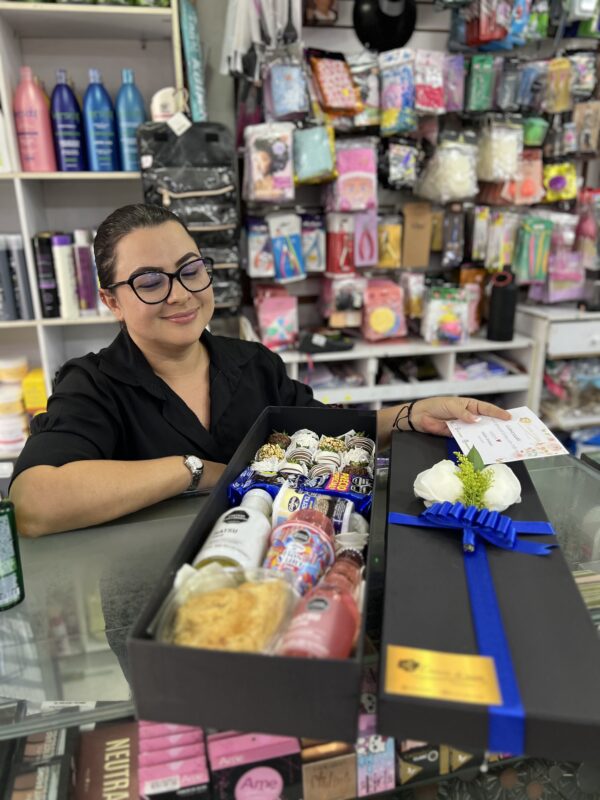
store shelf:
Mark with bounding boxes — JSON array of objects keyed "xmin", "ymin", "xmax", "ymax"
[
  {"xmin": 13, "ymin": 171, "xmax": 140, "ymax": 181},
  {"xmin": 0, "ymin": 320, "xmax": 37, "ymax": 329},
  {"xmin": 312, "ymin": 375, "xmax": 531, "ymax": 405},
  {"xmin": 280, "ymin": 334, "xmax": 533, "ymax": 365},
  {"xmin": 550, "ymin": 412, "xmax": 600, "ymax": 432},
  {"xmin": 0, "ymin": 2, "xmax": 173, "ymax": 40},
  {"xmin": 41, "ymin": 317, "xmax": 118, "ymax": 327}
]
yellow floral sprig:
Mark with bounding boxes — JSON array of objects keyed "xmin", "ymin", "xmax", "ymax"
[{"xmin": 454, "ymin": 452, "xmax": 494, "ymax": 510}]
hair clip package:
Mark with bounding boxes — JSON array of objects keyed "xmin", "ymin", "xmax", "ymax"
[
  {"xmin": 307, "ymin": 48, "xmax": 361, "ymax": 115},
  {"xmin": 378, "ymin": 49, "xmax": 416, "ymax": 137},
  {"xmin": 574, "ymin": 101, "xmax": 600, "ymax": 153},
  {"xmin": 376, "ymin": 215, "xmax": 402, "ymax": 269},
  {"xmin": 293, "ymin": 126, "xmax": 336, "ymax": 184},
  {"xmin": 247, "ymin": 217, "xmax": 275, "ymax": 278},
  {"xmin": 470, "ymin": 205, "xmax": 490, "ymax": 262},
  {"xmin": 301, "ymin": 214, "xmax": 326, "ymax": 273},
  {"xmin": 245, "ymin": 123, "xmax": 295, "ymax": 203},
  {"xmin": 354, "ymin": 210, "xmax": 379, "ymax": 267},
  {"xmin": 543, "ymin": 162, "xmax": 577, "ymax": 202},
  {"xmin": 544, "ymin": 58, "xmax": 573, "ymax": 114},
  {"xmin": 416, "ymin": 133, "xmax": 478, "ymax": 205},
  {"xmin": 415, "ymin": 50, "xmax": 446, "ymax": 114},
  {"xmin": 513, "ymin": 216, "xmax": 554, "ymax": 284},
  {"xmin": 444, "ymin": 54, "xmax": 465, "ymax": 113},
  {"xmin": 422, "ymin": 286, "xmax": 468, "ymax": 345},
  {"xmin": 400, "ymin": 272, "xmax": 426, "ymax": 319},
  {"xmin": 517, "ymin": 61, "xmax": 548, "ymax": 111},
  {"xmin": 477, "ymin": 121, "xmax": 523, "ymax": 183},
  {"xmin": 570, "ymin": 53, "xmax": 597, "ymax": 100},
  {"xmin": 387, "ymin": 141, "xmax": 419, "ymax": 189},
  {"xmin": 266, "ymin": 212, "xmax": 306, "ymax": 283},
  {"xmin": 442, "ymin": 204, "xmax": 465, "ymax": 269},
  {"xmin": 466, "ymin": 55, "xmax": 495, "ymax": 112},
  {"xmin": 495, "ymin": 60, "xmax": 520, "ymax": 111},
  {"xmin": 348, "ymin": 53, "xmax": 380, "ymax": 128},
  {"xmin": 263, "ymin": 61, "xmax": 310, "ymax": 121},
  {"xmin": 362, "ymin": 280, "xmax": 407, "ymax": 342},
  {"xmin": 254, "ymin": 286, "xmax": 299, "ymax": 351},
  {"xmin": 325, "ymin": 139, "xmax": 378, "ymax": 212},
  {"xmin": 326, "ymin": 212, "xmax": 356, "ymax": 277}
]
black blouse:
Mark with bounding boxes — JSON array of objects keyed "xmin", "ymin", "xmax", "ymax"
[{"xmin": 12, "ymin": 330, "xmax": 322, "ymax": 482}]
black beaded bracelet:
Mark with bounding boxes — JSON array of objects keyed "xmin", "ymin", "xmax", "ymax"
[{"xmin": 393, "ymin": 400, "xmax": 418, "ymax": 433}]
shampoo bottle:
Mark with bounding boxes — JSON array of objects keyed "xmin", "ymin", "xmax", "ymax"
[
  {"xmin": 51, "ymin": 69, "xmax": 86, "ymax": 172},
  {"xmin": 13, "ymin": 66, "xmax": 57, "ymax": 172},
  {"xmin": 115, "ymin": 68, "xmax": 146, "ymax": 171},
  {"xmin": 83, "ymin": 69, "xmax": 119, "ymax": 172}
]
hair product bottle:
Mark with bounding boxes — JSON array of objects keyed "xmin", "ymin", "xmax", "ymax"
[
  {"xmin": 115, "ymin": 68, "xmax": 146, "ymax": 172},
  {"xmin": 51, "ymin": 234, "xmax": 79, "ymax": 319},
  {"xmin": 83, "ymin": 69, "xmax": 119, "ymax": 172},
  {"xmin": 13, "ymin": 66, "xmax": 57, "ymax": 172},
  {"xmin": 51, "ymin": 69, "xmax": 86, "ymax": 172}
]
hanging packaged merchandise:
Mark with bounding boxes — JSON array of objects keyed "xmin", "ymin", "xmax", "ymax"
[
  {"xmin": 517, "ymin": 61, "xmax": 548, "ymax": 111},
  {"xmin": 568, "ymin": 0, "xmax": 598, "ymax": 20},
  {"xmin": 179, "ymin": 0, "xmax": 207, "ymax": 121},
  {"xmin": 301, "ymin": 214, "xmax": 326, "ymax": 273},
  {"xmin": 470, "ymin": 205, "xmax": 491, "ymax": 262},
  {"xmin": 448, "ymin": 8, "xmax": 471, "ymax": 51},
  {"xmin": 266, "ymin": 212, "xmax": 306, "ymax": 283},
  {"xmin": 495, "ymin": 60, "xmax": 521, "ymax": 111},
  {"xmin": 377, "ymin": 216, "xmax": 403, "ymax": 269},
  {"xmin": 307, "ymin": 49, "xmax": 362, "ymax": 116},
  {"xmin": 326, "ymin": 213, "xmax": 355, "ymax": 277},
  {"xmin": 441, "ymin": 204, "xmax": 465, "ymax": 269},
  {"xmin": 513, "ymin": 216, "xmax": 554, "ymax": 283},
  {"xmin": 529, "ymin": 213, "xmax": 585, "ymax": 303},
  {"xmin": 415, "ymin": 132, "xmax": 478, "ymax": 205},
  {"xmin": 354, "ymin": 209, "xmax": 379, "ymax": 267},
  {"xmin": 575, "ymin": 190, "xmax": 599, "ymax": 271},
  {"xmin": 254, "ymin": 286, "xmax": 299, "ymax": 351},
  {"xmin": 415, "ymin": 50, "xmax": 446, "ymax": 114},
  {"xmin": 502, "ymin": 148, "xmax": 545, "ymax": 205},
  {"xmin": 522, "ymin": 116, "xmax": 550, "ymax": 147},
  {"xmin": 325, "ymin": 139, "xmax": 378, "ymax": 212},
  {"xmin": 403, "ymin": 202, "xmax": 433, "ymax": 269},
  {"xmin": 562, "ymin": 122, "xmax": 578, "ymax": 155},
  {"xmin": 244, "ymin": 122, "xmax": 295, "ymax": 203},
  {"xmin": 387, "ymin": 141, "xmax": 419, "ymax": 189},
  {"xmin": 544, "ymin": 58, "xmax": 574, "ymax": 114},
  {"xmin": 400, "ymin": 272, "xmax": 426, "ymax": 319},
  {"xmin": 293, "ymin": 126, "xmax": 336, "ymax": 184},
  {"xmin": 485, "ymin": 209, "xmax": 520, "ymax": 271},
  {"xmin": 138, "ymin": 121, "xmax": 238, "ymax": 247},
  {"xmin": 466, "ymin": 55, "xmax": 495, "ymax": 112},
  {"xmin": 421, "ymin": 286, "xmax": 468, "ymax": 345},
  {"xmin": 574, "ymin": 101, "xmax": 600, "ymax": 153},
  {"xmin": 482, "ymin": 0, "xmax": 530, "ymax": 49},
  {"xmin": 466, "ymin": 0, "xmax": 512, "ymax": 45},
  {"xmin": 348, "ymin": 53, "xmax": 380, "ymax": 128},
  {"xmin": 444, "ymin": 54, "xmax": 466, "ymax": 113},
  {"xmin": 378, "ymin": 49, "xmax": 417, "ymax": 137},
  {"xmin": 263, "ymin": 59, "xmax": 310, "ymax": 122},
  {"xmin": 477, "ymin": 120, "xmax": 523, "ymax": 183},
  {"xmin": 570, "ymin": 53, "xmax": 597, "ymax": 100},
  {"xmin": 305, "ymin": 0, "xmax": 339, "ymax": 24},
  {"xmin": 247, "ymin": 217, "xmax": 275, "ymax": 279},
  {"xmin": 527, "ymin": 0, "xmax": 550, "ymax": 38},
  {"xmin": 543, "ymin": 162, "xmax": 578, "ymax": 202},
  {"xmin": 430, "ymin": 209, "xmax": 444, "ymax": 251},
  {"xmin": 459, "ymin": 266, "xmax": 487, "ymax": 332},
  {"xmin": 362, "ymin": 280, "xmax": 407, "ymax": 342},
  {"xmin": 321, "ymin": 275, "xmax": 367, "ymax": 328}
]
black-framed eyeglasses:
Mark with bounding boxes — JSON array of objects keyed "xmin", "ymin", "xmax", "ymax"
[{"xmin": 106, "ymin": 257, "xmax": 214, "ymax": 305}]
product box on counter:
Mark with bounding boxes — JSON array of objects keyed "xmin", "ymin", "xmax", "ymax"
[
  {"xmin": 129, "ymin": 407, "xmax": 379, "ymax": 742},
  {"xmin": 378, "ymin": 432, "xmax": 600, "ymax": 761}
]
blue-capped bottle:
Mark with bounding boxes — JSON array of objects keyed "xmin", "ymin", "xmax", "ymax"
[
  {"xmin": 83, "ymin": 69, "xmax": 119, "ymax": 172},
  {"xmin": 115, "ymin": 68, "xmax": 146, "ymax": 172},
  {"xmin": 51, "ymin": 69, "xmax": 86, "ymax": 172}
]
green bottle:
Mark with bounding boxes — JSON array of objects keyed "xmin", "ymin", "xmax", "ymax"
[{"xmin": 0, "ymin": 500, "xmax": 25, "ymax": 611}]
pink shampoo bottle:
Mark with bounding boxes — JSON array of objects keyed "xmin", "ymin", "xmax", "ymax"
[{"xmin": 14, "ymin": 66, "xmax": 57, "ymax": 172}]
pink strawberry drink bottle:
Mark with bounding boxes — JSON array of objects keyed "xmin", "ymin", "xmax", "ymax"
[{"xmin": 263, "ymin": 508, "xmax": 335, "ymax": 595}]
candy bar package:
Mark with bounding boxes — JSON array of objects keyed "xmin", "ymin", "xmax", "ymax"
[
  {"xmin": 245, "ymin": 122, "xmax": 295, "ymax": 203},
  {"xmin": 378, "ymin": 49, "xmax": 416, "ymax": 137}
]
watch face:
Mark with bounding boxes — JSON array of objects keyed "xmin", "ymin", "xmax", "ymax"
[{"xmin": 186, "ymin": 456, "xmax": 204, "ymax": 474}]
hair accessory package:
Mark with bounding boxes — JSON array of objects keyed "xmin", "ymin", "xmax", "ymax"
[
  {"xmin": 326, "ymin": 213, "xmax": 356, "ymax": 277},
  {"xmin": 354, "ymin": 210, "xmax": 379, "ymax": 267},
  {"xmin": 254, "ymin": 286, "xmax": 299, "ymax": 351},
  {"xmin": 245, "ymin": 123, "xmax": 295, "ymax": 203},
  {"xmin": 247, "ymin": 217, "xmax": 275, "ymax": 279},
  {"xmin": 386, "ymin": 141, "xmax": 419, "ymax": 189},
  {"xmin": 264, "ymin": 60, "xmax": 310, "ymax": 122},
  {"xmin": 325, "ymin": 139, "xmax": 378, "ymax": 212},
  {"xmin": 293, "ymin": 126, "xmax": 335, "ymax": 184},
  {"xmin": 415, "ymin": 50, "xmax": 446, "ymax": 114},
  {"xmin": 422, "ymin": 286, "xmax": 469, "ymax": 346},
  {"xmin": 444, "ymin": 54, "xmax": 465, "ymax": 112},
  {"xmin": 362, "ymin": 280, "xmax": 407, "ymax": 342},
  {"xmin": 267, "ymin": 212, "xmax": 306, "ymax": 283},
  {"xmin": 377, "ymin": 216, "xmax": 403, "ymax": 269},
  {"xmin": 378, "ymin": 49, "xmax": 416, "ymax": 137},
  {"xmin": 513, "ymin": 216, "xmax": 554, "ymax": 284},
  {"xmin": 348, "ymin": 53, "xmax": 380, "ymax": 128},
  {"xmin": 416, "ymin": 132, "xmax": 478, "ymax": 205},
  {"xmin": 301, "ymin": 214, "xmax": 326, "ymax": 273},
  {"xmin": 307, "ymin": 49, "xmax": 361, "ymax": 115}
]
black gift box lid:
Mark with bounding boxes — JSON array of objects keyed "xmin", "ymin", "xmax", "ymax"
[{"xmin": 378, "ymin": 432, "xmax": 600, "ymax": 761}]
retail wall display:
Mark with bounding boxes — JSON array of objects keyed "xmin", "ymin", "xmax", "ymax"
[{"xmin": 13, "ymin": 66, "xmax": 57, "ymax": 173}]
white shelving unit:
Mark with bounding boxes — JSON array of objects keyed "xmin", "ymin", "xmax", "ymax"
[
  {"xmin": 280, "ymin": 333, "xmax": 536, "ymax": 409},
  {"xmin": 0, "ymin": 1, "xmax": 184, "ymax": 393}
]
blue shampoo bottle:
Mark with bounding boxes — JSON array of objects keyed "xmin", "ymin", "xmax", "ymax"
[
  {"xmin": 83, "ymin": 69, "xmax": 119, "ymax": 171},
  {"xmin": 115, "ymin": 68, "xmax": 146, "ymax": 172},
  {"xmin": 51, "ymin": 69, "xmax": 86, "ymax": 171}
]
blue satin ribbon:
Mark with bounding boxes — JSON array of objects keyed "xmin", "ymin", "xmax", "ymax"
[{"xmin": 388, "ymin": 501, "xmax": 556, "ymax": 755}]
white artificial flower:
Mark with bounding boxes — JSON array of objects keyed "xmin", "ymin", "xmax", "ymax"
[
  {"xmin": 414, "ymin": 460, "xmax": 463, "ymax": 507},
  {"xmin": 481, "ymin": 463, "xmax": 521, "ymax": 512}
]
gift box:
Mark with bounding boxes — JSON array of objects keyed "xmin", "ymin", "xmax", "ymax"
[
  {"xmin": 378, "ymin": 433, "xmax": 600, "ymax": 760},
  {"xmin": 129, "ymin": 407, "xmax": 379, "ymax": 742}
]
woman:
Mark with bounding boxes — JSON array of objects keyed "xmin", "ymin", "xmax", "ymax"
[{"xmin": 10, "ymin": 204, "xmax": 509, "ymax": 536}]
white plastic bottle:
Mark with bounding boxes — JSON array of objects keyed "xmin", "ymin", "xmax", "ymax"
[
  {"xmin": 193, "ymin": 489, "xmax": 273, "ymax": 570},
  {"xmin": 51, "ymin": 234, "xmax": 79, "ymax": 319}
]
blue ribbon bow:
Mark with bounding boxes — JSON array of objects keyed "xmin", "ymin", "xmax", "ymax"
[{"xmin": 387, "ymin": 501, "xmax": 556, "ymax": 756}]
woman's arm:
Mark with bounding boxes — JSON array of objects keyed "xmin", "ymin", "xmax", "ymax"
[
  {"xmin": 377, "ymin": 396, "xmax": 512, "ymax": 450},
  {"xmin": 10, "ymin": 457, "xmax": 226, "ymax": 538}
]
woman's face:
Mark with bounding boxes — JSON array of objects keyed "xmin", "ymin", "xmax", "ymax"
[{"xmin": 100, "ymin": 221, "xmax": 214, "ymax": 354}]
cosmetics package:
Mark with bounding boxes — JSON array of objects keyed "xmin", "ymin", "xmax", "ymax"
[
  {"xmin": 302, "ymin": 753, "xmax": 358, "ymax": 800},
  {"xmin": 8, "ymin": 728, "xmax": 78, "ymax": 800},
  {"xmin": 356, "ymin": 715, "xmax": 395, "ymax": 796},
  {"xmin": 138, "ymin": 721, "xmax": 209, "ymax": 798},
  {"xmin": 397, "ymin": 742, "xmax": 441, "ymax": 785},
  {"xmin": 208, "ymin": 733, "xmax": 303, "ymax": 800},
  {"xmin": 73, "ymin": 722, "xmax": 138, "ymax": 800}
]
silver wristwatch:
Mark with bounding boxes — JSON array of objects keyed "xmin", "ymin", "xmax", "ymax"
[{"xmin": 183, "ymin": 455, "xmax": 204, "ymax": 493}]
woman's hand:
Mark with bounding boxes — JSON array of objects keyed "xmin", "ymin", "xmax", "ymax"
[{"xmin": 410, "ymin": 396, "xmax": 511, "ymax": 436}]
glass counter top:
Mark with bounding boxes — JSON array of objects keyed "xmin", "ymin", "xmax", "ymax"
[{"xmin": 2, "ymin": 454, "xmax": 600, "ymax": 741}]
